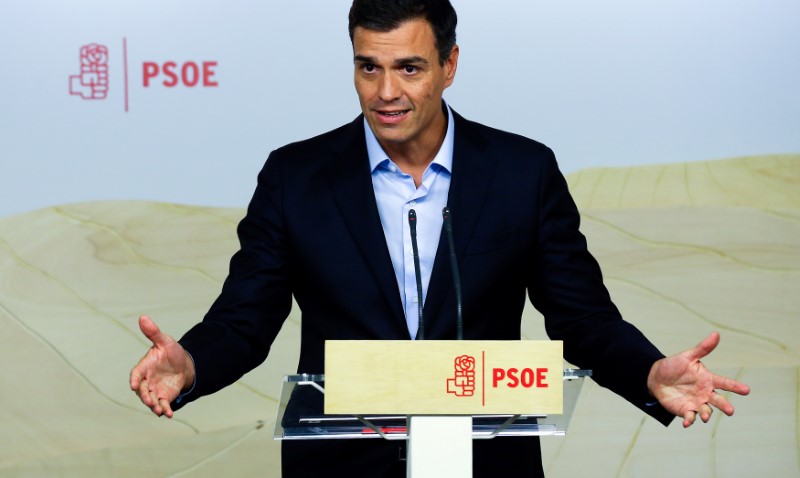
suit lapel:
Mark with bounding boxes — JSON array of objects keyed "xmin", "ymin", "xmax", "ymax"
[
  {"xmin": 328, "ymin": 117, "xmax": 408, "ymax": 334},
  {"xmin": 424, "ymin": 112, "xmax": 496, "ymax": 337}
]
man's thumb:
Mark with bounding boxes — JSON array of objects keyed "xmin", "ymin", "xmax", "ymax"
[{"xmin": 138, "ymin": 315, "xmax": 166, "ymax": 345}]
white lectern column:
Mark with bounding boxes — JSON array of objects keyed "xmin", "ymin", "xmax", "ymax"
[{"xmin": 407, "ymin": 416, "xmax": 473, "ymax": 478}]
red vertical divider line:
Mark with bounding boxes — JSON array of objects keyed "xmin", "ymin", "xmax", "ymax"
[
  {"xmin": 123, "ymin": 37, "xmax": 129, "ymax": 112},
  {"xmin": 481, "ymin": 350, "xmax": 485, "ymax": 406}
]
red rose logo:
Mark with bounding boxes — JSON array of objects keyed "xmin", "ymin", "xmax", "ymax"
[
  {"xmin": 82, "ymin": 44, "xmax": 108, "ymax": 66},
  {"xmin": 454, "ymin": 354, "xmax": 475, "ymax": 372}
]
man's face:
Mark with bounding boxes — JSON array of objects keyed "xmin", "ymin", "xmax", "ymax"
[{"xmin": 353, "ymin": 19, "xmax": 458, "ymax": 155}]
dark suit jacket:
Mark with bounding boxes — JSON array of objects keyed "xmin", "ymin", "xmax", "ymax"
[{"xmin": 177, "ymin": 110, "xmax": 673, "ymax": 477}]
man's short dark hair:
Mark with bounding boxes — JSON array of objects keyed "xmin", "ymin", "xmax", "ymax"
[{"xmin": 348, "ymin": 0, "xmax": 457, "ymax": 65}]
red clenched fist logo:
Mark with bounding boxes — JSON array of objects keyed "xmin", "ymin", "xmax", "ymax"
[
  {"xmin": 446, "ymin": 355, "xmax": 476, "ymax": 397},
  {"xmin": 69, "ymin": 44, "xmax": 109, "ymax": 100}
]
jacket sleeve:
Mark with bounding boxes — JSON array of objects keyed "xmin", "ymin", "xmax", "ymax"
[
  {"xmin": 527, "ymin": 148, "xmax": 674, "ymax": 426},
  {"xmin": 174, "ymin": 151, "xmax": 293, "ymax": 408}
]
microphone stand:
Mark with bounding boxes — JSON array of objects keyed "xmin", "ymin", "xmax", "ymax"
[
  {"xmin": 442, "ymin": 207, "xmax": 463, "ymax": 340},
  {"xmin": 408, "ymin": 209, "xmax": 425, "ymax": 340}
]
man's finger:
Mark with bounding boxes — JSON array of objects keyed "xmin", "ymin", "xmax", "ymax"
[
  {"xmin": 682, "ymin": 410, "xmax": 697, "ymax": 428},
  {"xmin": 129, "ymin": 365, "xmax": 143, "ymax": 391},
  {"xmin": 138, "ymin": 315, "xmax": 167, "ymax": 345},
  {"xmin": 150, "ymin": 388, "xmax": 162, "ymax": 415},
  {"xmin": 709, "ymin": 391, "xmax": 735, "ymax": 416},
  {"xmin": 712, "ymin": 374, "xmax": 750, "ymax": 396},
  {"xmin": 699, "ymin": 404, "xmax": 713, "ymax": 423},
  {"xmin": 687, "ymin": 331, "xmax": 721, "ymax": 361},
  {"xmin": 159, "ymin": 398, "xmax": 174, "ymax": 419},
  {"xmin": 138, "ymin": 379, "xmax": 153, "ymax": 407}
]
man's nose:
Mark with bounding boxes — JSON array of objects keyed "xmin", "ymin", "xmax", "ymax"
[{"xmin": 378, "ymin": 73, "xmax": 401, "ymax": 102}]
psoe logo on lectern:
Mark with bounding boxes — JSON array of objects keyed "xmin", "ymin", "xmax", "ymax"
[
  {"xmin": 69, "ymin": 44, "xmax": 109, "ymax": 100},
  {"xmin": 446, "ymin": 354, "xmax": 476, "ymax": 397}
]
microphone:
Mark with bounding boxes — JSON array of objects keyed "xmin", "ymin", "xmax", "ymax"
[
  {"xmin": 442, "ymin": 207, "xmax": 463, "ymax": 340},
  {"xmin": 408, "ymin": 209, "xmax": 425, "ymax": 340}
]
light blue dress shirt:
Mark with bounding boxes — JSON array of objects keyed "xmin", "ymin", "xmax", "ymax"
[{"xmin": 365, "ymin": 105, "xmax": 455, "ymax": 339}]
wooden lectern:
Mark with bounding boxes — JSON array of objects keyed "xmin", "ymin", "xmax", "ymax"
[{"xmin": 274, "ymin": 340, "xmax": 590, "ymax": 478}]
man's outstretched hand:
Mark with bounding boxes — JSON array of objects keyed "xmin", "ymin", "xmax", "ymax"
[
  {"xmin": 648, "ymin": 332, "xmax": 750, "ymax": 428},
  {"xmin": 129, "ymin": 315, "xmax": 195, "ymax": 418}
]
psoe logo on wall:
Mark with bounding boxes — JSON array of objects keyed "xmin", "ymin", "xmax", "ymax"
[
  {"xmin": 69, "ymin": 44, "xmax": 109, "ymax": 100},
  {"xmin": 68, "ymin": 38, "xmax": 219, "ymax": 112}
]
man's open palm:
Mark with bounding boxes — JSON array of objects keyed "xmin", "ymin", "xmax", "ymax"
[
  {"xmin": 648, "ymin": 332, "xmax": 750, "ymax": 427},
  {"xmin": 129, "ymin": 315, "xmax": 194, "ymax": 418}
]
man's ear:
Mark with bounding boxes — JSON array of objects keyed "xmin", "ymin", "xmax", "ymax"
[{"xmin": 444, "ymin": 45, "xmax": 459, "ymax": 88}]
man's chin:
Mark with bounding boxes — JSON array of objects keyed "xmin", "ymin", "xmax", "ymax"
[
  {"xmin": 375, "ymin": 132, "xmax": 411, "ymax": 148},
  {"xmin": 367, "ymin": 122, "xmax": 408, "ymax": 144}
]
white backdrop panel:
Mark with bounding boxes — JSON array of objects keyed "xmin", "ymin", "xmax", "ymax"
[{"xmin": 1, "ymin": 0, "xmax": 798, "ymax": 218}]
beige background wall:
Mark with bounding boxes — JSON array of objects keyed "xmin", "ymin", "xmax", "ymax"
[{"xmin": 1, "ymin": 156, "xmax": 797, "ymax": 476}]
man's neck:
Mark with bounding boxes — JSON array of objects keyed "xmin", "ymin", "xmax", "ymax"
[{"xmin": 381, "ymin": 111, "xmax": 448, "ymax": 188}]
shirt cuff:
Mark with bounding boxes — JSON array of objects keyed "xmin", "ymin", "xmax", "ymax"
[{"xmin": 175, "ymin": 351, "xmax": 196, "ymax": 404}]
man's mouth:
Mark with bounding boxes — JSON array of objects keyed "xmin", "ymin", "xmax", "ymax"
[
  {"xmin": 378, "ymin": 110, "xmax": 409, "ymax": 117},
  {"xmin": 375, "ymin": 109, "xmax": 410, "ymax": 124}
]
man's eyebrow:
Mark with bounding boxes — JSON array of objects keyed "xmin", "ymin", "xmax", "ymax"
[
  {"xmin": 354, "ymin": 54, "xmax": 376, "ymax": 64},
  {"xmin": 395, "ymin": 56, "xmax": 428, "ymax": 66},
  {"xmin": 353, "ymin": 55, "xmax": 429, "ymax": 66}
]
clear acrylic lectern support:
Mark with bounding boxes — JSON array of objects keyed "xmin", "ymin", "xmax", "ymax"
[{"xmin": 274, "ymin": 370, "xmax": 590, "ymax": 478}]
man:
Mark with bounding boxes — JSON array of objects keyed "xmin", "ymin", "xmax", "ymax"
[{"xmin": 130, "ymin": 1, "xmax": 750, "ymax": 476}]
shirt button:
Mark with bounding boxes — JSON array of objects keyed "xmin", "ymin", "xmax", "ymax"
[
  {"xmin": 413, "ymin": 296, "xmax": 419, "ymax": 303},
  {"xmin": 389, "ymin": 165, "xmax": 397, "ymax": 173},
  {"xmin": 410, "ymin": 201, "xmax": 417, "ymax": 206}
]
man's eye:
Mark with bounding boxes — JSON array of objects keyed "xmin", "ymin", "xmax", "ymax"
[
  {"xmin": 363, "ymin": 64, "xmax": 376, "ymax": 73},
  {"xmin": 403, "ymin": 65, "xmax": 417, "ymax": 74}
]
